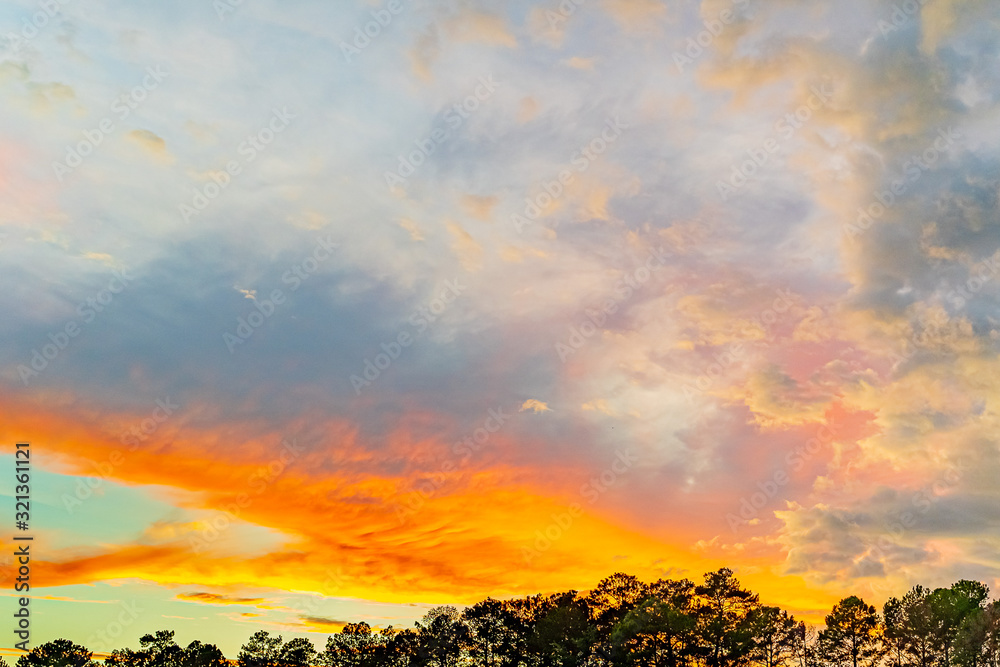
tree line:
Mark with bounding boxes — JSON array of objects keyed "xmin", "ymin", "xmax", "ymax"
[{"xmin": 10, "ymin": 568, "xmax": 1000, "ymax": 667}]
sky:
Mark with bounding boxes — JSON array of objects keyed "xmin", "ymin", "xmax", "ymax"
[{"xmin": 1, "ymin": 0, "xmax": 1000, "ymax": 658}]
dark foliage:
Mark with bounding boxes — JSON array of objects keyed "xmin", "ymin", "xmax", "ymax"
[{"xmin": 21, "ymin": 571, "xmax": 999, "ymax": 667}]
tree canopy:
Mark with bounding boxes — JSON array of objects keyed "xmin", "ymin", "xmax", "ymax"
[{"xmin": 18, "ymin": 570, "xmax": 1000, "ymax": 667}]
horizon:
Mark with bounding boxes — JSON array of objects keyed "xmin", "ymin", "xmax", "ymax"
[{"xmin": 3, "ymin": 568, "xmax": 998, "ymax": 660}]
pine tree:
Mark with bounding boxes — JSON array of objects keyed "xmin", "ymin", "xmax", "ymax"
[{"xmin": 816, "ymin": 597, "xmax": 884, "ymax": 667}]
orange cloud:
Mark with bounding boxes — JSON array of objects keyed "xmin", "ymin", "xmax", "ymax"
[
  {"xmin": 0, "ymin": 389, "xmax": 844, "ymax": 622},
  {"xmin": 297, "ymin": 616, "xmax": 348, "ymax": 632},
  {"xmin": 520, "ymin": 399, "xmax": 552, "ymax": 413},
  {"xmin": 176, "ymin": 592, "xmax": 266, "ymax": 605},
  {"xmin": 460, "ymin": 194, "xmax": 499, "ymax": 221}
]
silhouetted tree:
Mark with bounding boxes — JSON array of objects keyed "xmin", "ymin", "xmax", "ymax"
[
  {"xmin": 319, "ymin": 622, "xmax": 391, "ymax": 667},
  {"xmin": 955, "ymin": 602, "xmax": 1000, "ymax": 667},
  {"xmin": 462, "ymin": 598, "xmax": 524, "ymax": 667},
  {"xmin": 928, "ymin": 580, "xmax": 990, "ymax": 665},
  {"xmin": 178, "ymin": 641, "xmax": 227, "ymax": 667},
  {"xmin": 280, "ymin": 638, "xmax": 317, "ymax": 667},
  {"xmin": 794, "ymin": 622, "xmax": 818, "ymax": 667},
  {"xmin": 415, "ymin": 606, "xmax": 469, "ymax": 667},
  {"xmin": 648, "ymin": 578, "xmax": 697, "ymax": 606},
  {"xmin": 105, "ymin": 649, "xmax": 146, "ymax": 667},
  {"xmin": 238, "ymin": 631, "xmax": 283, "ymax": 667},
  {"xmin": 237, "ymin": 631, "xmax": 315, "ymax": 667},
  {"xmin": 505, "ymin": 593, "xmax": 568, "ymax": 665},
  {"xmin": 694, "ymin": 568, "xmax": 759, "ymax": 667},
  {"xmin": 611, "ymin": 595, "xmax": 697, "ymax": 667},
  {"xmin": 385, "ymin": 629, "xmax": 423, "ymax": 667},
  {"xmin": 140, "ymin": 631, "xmax": 184, "ymax": 667},
  {"xmin": 105, "ymin": 635, "xmax": 224, "ymax": 667},
  {"xmin": 984, "ymin": 603, "xmax": 1000, "ymax": 667},
  {"xmin": 749, "ymin": 606, "xmax": 800, "ymax": 667},
  {"xmin": 16, "ymin": 572, "xmax": 1000, "ymax": 667},
  {"xmin": 530, "ymin": 603, "xmax": 596, "ymax": 667},
  {"xmin": 892, "ymin": 586, "xmax": 938, "ymax": 667},
  {"xmin": 882, "ymin": 595, "xmax": 906, "ymax": 667},
  {"xmin": 816, "ymin": 596, "xmax": 884, "ymax": 667},
  {"xmin": 16, "ymin": 640, "xmax": 96, "ymax": 667},
  {"xmin": 588, "ymin": 573, "xmax": 649, "ymax": 647}
]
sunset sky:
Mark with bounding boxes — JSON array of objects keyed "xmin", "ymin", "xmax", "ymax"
[{"xmin": 2, "ymin": 0, "xmax": 1000, "ymax": 657}]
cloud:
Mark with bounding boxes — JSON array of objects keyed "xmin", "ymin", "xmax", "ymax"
[
  {"xmin": 739, "ymin": 365, "xmax": 834, "ymax": 429},
  {"xmin": 562, "ymin": 57, "xmax": 596, "ymax": 70},
  {"xmin": 460, "ymin": 194, "xmax": 499, "ymax": 221},
  {"xmin": 297, "ymin": 615, "xmax": 349, "ymax": 632},
  {"xmin": 399, "ymin": 218, "xmax": 425, "ymax": 242},
  {"xmin": 409, "ymin": 26, "xmax": 441, "ymax": 80},
  {"xmin": 520, "ymin": 399, "xmax": 552, "ymax": 413},
  {"xmin": 444, "ymin": 11, "xmax": 517, "ymax": 48},
  {"xmin": 499, "ymin": 244, "xmax": 547, "ymax": 263},
  {"xmin": 82, "ymin": 252, "xmax": 117, "ymax": 268},
  {"xmin": 600, "ymin": 0, "xmax": 667, "ymax": 31},
  {"xmin": 127, "ymin": 130, "xmax": 173, "ymax": 163},
  {"xmin": 581, "ymin": 399, "xmax": 613, "ymax": 415},
  {"xmin": 518, "ymin": 97, "xmax": 540, "ymax": 123},
  {"xmin": 409, "ymin": 9, "xmax": 515, "ymax": 78},
  {"xmin": 446, "ymin": 221, "xmax": 484, "ymax": 272},
  {"xmin": 526, "ymin": 7, "xmax": 570, "ymax": 48},
  {"xmin": 176, "ymin": 592, "xmax": 266, "ymax": 606}
]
